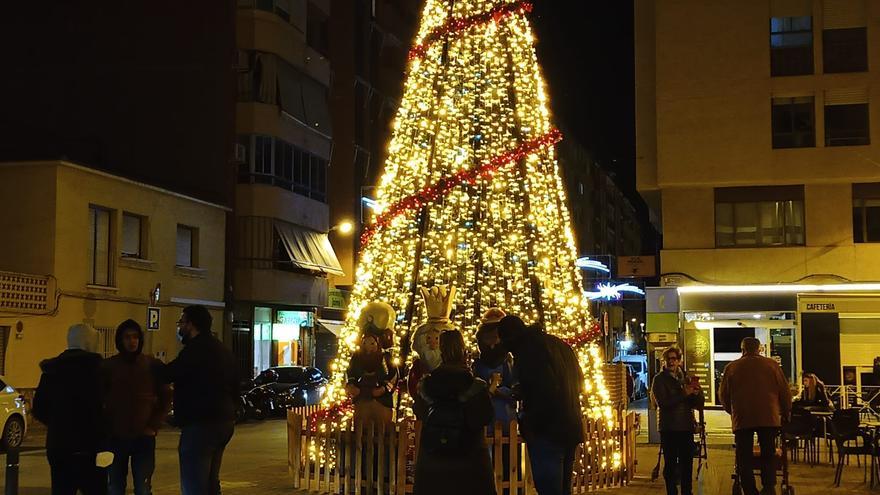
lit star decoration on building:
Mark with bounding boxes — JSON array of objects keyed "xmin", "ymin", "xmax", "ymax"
[
  {"xmin": 317, "ymin": 0, "xmax": 619, "ymax": 470},
  {"xmin": 586, "ymin": 282, "xmax": 646, "ymax": 301}
]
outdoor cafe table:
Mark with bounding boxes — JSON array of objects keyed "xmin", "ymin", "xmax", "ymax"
[{"xmin": 806, "ymin": 408, "xmax": 834, "ymax": 463}]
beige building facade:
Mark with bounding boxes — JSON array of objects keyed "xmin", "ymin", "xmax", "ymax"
[
  {"xmin": 637, "ymin": 0, "xmax": 880, "ymax": 403},
  {"xmin": 233, "ymin": 0, "xmax": 344, "ymax": 377},
  {"xmin": 0, "ymin": 161, "xmax": 227, "ymax": 388}
]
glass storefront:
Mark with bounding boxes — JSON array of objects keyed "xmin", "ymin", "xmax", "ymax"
[
  {"xmin": 683, "ymin": 312, "xmax": 797, "ymax": 405},
  {"xmin": 250, "ymin": 306, "xmax": 314, "ymax": 377}
]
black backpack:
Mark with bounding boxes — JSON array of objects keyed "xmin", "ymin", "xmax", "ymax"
[{"xmin": 420, "ymin": 381, "xmax": 482, "ymax": 455}]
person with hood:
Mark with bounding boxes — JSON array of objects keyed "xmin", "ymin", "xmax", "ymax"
[
  {"xmin": 103, "ymin": 319, "xmax": 172, "ymax": 495},
  {"xmin": 414, "ymin": 330, "xmax": 495, "ymax": 495},
  {"xmin": 33, "ymin": 323, "xmax": 111, "ymax": 495},
  {"xmin": 497, "ymin": 315, "xmax": 584, "ymax": 495},
  {"xmin": 719, "ymin": 337, "xmax": 792, "ymax": 495},
  {"xmin": 472, "ymin": 308, "xmax": 516, "ymax": 429},
  {"xmin": 163, "ymin": 305, "xmax": 239, "ymax": 495},
  {"xmin": 650, "ymin": 346, "xmax": 704, "ymax": 495}
]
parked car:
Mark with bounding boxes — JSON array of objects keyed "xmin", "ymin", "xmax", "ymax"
[
  {"xmin": 0, "ymin": 376, "xmax": 27, "ymax": 449},
  {"xmin": 613, "ymin": 354, "xmax": 649, "ymax": 400},
  {"xmin": 241, "ymin": 366, "xmax": 327, "ymax": 419}
]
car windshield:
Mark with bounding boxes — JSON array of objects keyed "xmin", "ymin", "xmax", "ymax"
[{"xmin": 273, "ymin": 367, "xmax": 305, "ymax": 383}]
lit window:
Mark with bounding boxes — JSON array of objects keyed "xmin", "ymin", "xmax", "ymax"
[
  {"xmin": 715, "ymin": 187, "xmax": 805, "ymax": 247},
  {"xmin": 770, "ymin": 16, "xmax": 813, "ymax": 76}
]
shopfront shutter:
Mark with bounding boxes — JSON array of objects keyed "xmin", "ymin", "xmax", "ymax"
[
  {"xmin": 771, "ymin": 0, "xmax": 813, "ymax": 18},
  {"xmin": 824, "ymin": 87, "xmax": 869, "ymax": 105},
  {"xmin": 823, "ymin": 0, "xmax": 866, "ymax": 29}
]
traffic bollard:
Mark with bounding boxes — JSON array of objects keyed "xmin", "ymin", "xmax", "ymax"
[{"xmin": 5, "ymin": 446, "xmax": 19, "ymax": 495}]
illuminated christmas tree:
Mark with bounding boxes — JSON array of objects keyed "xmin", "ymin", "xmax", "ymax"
[{"xmin": 323, "ymin": 0, "xmax": 615, "ymax": 452}]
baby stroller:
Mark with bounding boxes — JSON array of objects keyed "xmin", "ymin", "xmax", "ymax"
[{"xmin": 731, "ymin": 429, "xmax": 794, "ymax": 495}]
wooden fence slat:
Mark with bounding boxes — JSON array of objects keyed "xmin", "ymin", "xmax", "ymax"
[
  {"xmin": 333, "ymin": 427, "xmax": 342, "ymax": 493},
  {"xmin": 289, "ymin": 411, "xmax": 302, "ymax": 488},
  {"xmin": 377, "ymin": 423, "xmax": 386, "ymax": 495},
  {"xmin": 396, "ymin": 422, "xmax": 407, "ymax": 495},
  {"xmin": 303, "ymin": 417, "xmax": 313, "ymax": 491},
  {"xmin": 344, "ymin": 424, "xmax": 353, "ymax": 495},
  {"xmin": 508, "ymin": 420, "xmax": 519, "ymax": 495},
  {"xmin": 493, "ymin": 421, "xmax": 503, "ymax": 492},
  {"xmin": 389, "ymin": 422, "xmax": 397, "ymax": 495},
  {"xmin": 367, "ymin": 423, "xmax": 376, "ymax": 494},
  {"xmin": 323, "ymin": 425, "xmax": 332, "ymax": 491},
  {"xmin": 354, "ymin": 422, "xmax": 363, "ymax": 495}
]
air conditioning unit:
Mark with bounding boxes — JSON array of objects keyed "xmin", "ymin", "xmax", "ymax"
[{"xmin": 234, "ymin": 143, "xmax": 248, "ymax": 164}]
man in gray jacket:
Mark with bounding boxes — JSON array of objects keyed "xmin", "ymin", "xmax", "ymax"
[{"xmin": 651, "ymin": 346, "xmax": 704, "ymax": 495}]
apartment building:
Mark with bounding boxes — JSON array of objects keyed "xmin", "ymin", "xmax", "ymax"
[
  {"xmin": 636, "ymin": 0, "xmax": 880, "ymax": 403},
  {"xmin": 0, "ymin": 161, "xmax": 227, "ymax": 388},
  {"xmin": 327, "ymin": 0, "xmax": 421, "ymax": 289},
  {"xmin": 233, "ymin": 0, "xmax": 344, "ymax": 377}
]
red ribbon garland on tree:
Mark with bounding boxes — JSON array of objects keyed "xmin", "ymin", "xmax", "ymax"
[
  {"xmin": 563, "ymin": 322, "xmax": 603, "ymax": 348},
  {"xmin": 409, "ymin": 1, "xmax": 534, "ymax": 60},
  {"xmin": 360, "ymin": 127, "xmax": 562, "ymax": 247}
]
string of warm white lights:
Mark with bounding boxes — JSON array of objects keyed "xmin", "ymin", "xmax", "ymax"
[{"xmin": 316, "ymin": 0, "xmax": 620, "ymax": 471}]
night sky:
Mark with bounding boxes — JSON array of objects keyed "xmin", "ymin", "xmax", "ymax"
[{"xmin": 531, "ymin": 1, "xmax": 636, "ymax": 191}]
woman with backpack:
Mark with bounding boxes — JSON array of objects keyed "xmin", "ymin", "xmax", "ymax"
[{"xmin": 414, "ymin": 330, "xmax": 495, "ymax": 495}]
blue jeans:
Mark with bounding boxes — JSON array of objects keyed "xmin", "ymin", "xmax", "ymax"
[
  {"xmin": 179, "ymin": 421, "xmax": 235, "ymax": 495},
  {"xmin": 526, "ymin": 436, "xmax": 576, "ymax": 495},
  {"xmin": 108, "ymin": 436, "xmax": 156, "ymax": 495}
]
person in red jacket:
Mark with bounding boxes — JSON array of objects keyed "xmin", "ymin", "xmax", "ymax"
[{"xmin": 103, "ymin": 319, "xmax": 172, "ymax": 495}]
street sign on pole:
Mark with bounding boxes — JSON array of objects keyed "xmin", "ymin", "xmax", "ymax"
[
  {"xmin": 147, "ymin": 307, "xmax": 161, "ymax": 331},
  {"xmin": 617, "ymin": 256, "xmax": 657, "ymax": 277}
]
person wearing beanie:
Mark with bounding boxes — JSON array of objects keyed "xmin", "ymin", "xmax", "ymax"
[
  {"xmin": 103, "ymin": 319, "xmax": 172, "ymax": 495},
  {"xmin": 33, "ymin": 323, "xmax": 110, "ymax": 494}
]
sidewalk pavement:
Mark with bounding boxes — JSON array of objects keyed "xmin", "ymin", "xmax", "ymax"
[
  {"xmin": 621, "ymin": 442, "xmax": 876, "ymax": 495},
  {"xmin": 624, "ymin": 400, "xmax": 877, "ymax": 494},
  {"xmin": 11, "ymin": 413, "xmax": 878, "ymax": 494}
]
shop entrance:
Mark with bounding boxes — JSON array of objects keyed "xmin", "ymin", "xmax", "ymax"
[{"xmin": 684, "ymin": 312, "xmax": 796, "ymax": 405}]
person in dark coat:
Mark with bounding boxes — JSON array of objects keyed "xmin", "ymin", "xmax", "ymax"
[
  {"xmin": 163, "ymin": 305, "xmax": 239, "ymax": 495},
  {"xmin": 497, "ymin": 315, "xmax": 584, "ymax": 495},
  {"xmin": 650, "ymin": 346, "xmax": 704, "ymax": 495},
  {"xmin": 104, "ymin": 319, "xmax": 172, "ymax": 495},
  {"xmin": 414, "ymin": 330, "xmax": 495, "ymax": 495},
  {"xmin": 793, "ymin": 372, "xmax": 832, "ymax": 410},
  {"xmin": 33, "ymin": 323, "xmax": 110, "ymax": 495}
]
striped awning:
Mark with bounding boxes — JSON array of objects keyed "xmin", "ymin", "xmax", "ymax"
[{"xmin": 274, "ymin": 222, "xmax": 344, "ymax": 276}]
